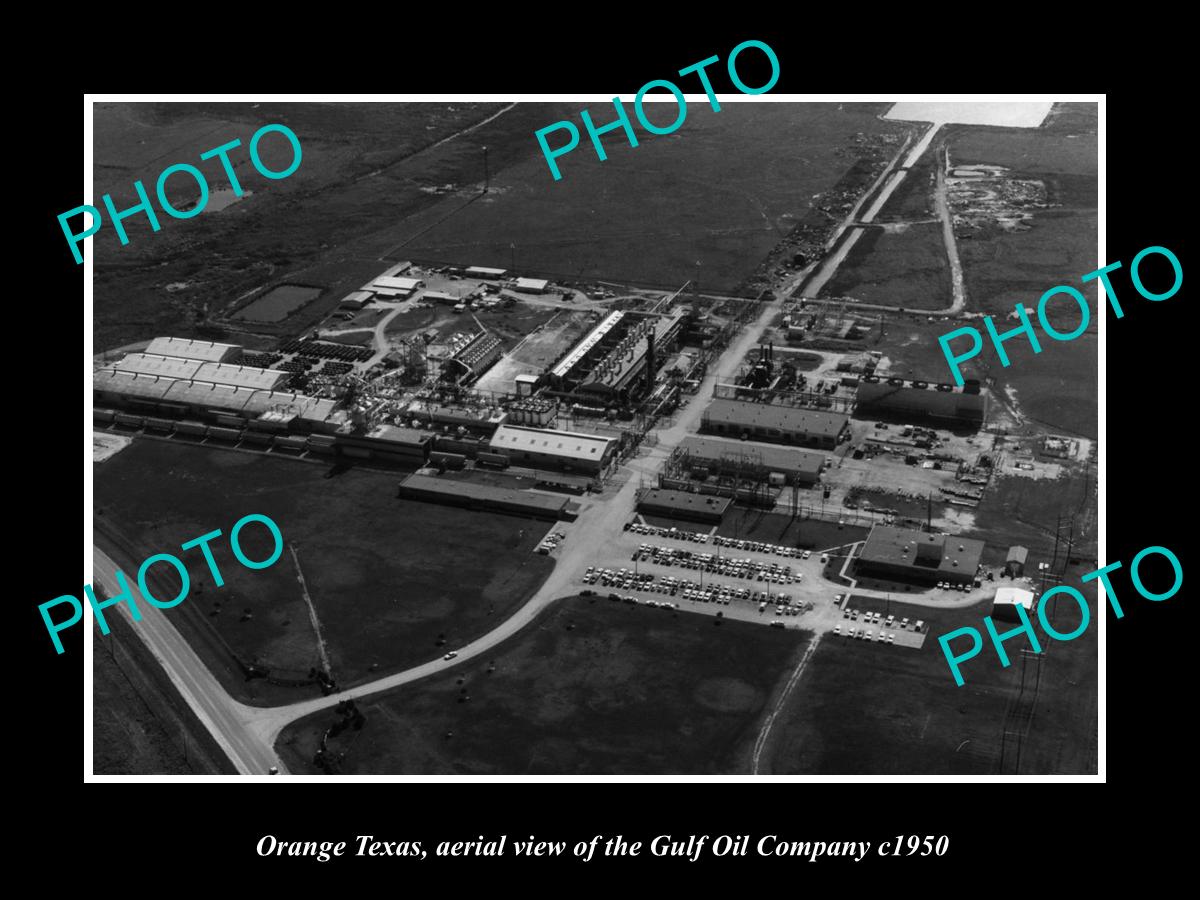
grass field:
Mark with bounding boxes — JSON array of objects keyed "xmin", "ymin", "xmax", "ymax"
[
  {"xmin": 91, "ymin": 101, "xmax": 542, "ymax": 350},
  {"xmin": 276, "ymin": 595, "xmax": 811, "ymax": 774},
  {"xmin": 821, "ymin": 223, "xmax": 952, "ymax": 309},
  {"xmin": 762, "ymin": 572, "xmax": 1097, "ymax": 774},
  {"xmin": 94, "ymin": 439, "xmax": 555, "ymax": 705},
  {"xmin": 398, "ymin": 103, "xmax": 904, "ymax": 292},
  {"xmin": 93, "ymin": 615, "xmax": 234, "ymax": 775}
]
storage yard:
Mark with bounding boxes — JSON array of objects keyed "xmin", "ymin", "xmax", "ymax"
[{"xmin": 93, "ymin": 101, "xmax": 1097, "ymax": 776}]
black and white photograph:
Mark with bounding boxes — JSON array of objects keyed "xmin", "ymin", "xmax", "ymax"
[{"xmin": 78, "ymin": 93, "xmax": 1105, "ymax": 779}]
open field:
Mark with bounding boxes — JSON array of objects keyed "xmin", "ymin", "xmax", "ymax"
[
  {"xmin": 92, "ymin": 615, "xmax": 235, "ymax": 775},
  {"xmin": 91, "ymin": 101, "xmax": 545, "ymax": 350},
  {"xmin": 821, "ymin": 223, "xmax": 951, "ymax": 309},
  {"xmin": 94, "ymin": 439, "xmax": 554, "ymax": 705},
  {"xmin": 399, "ymin": 103, "xmax": 906, "ymax": 293},
  {"xmin": 277, "ymin": 595, "xmax": 810, "ymax": 774},
  {"xmin": 984, "ymin": 331, "xmax": 1098, "ymax": 439},
  {"xmin": 876, "ymin": 316, "xmax": 989, "ymax": 384},
  {"xmin": 762, "ymin": 573, "xmax": 1097, "ymax": 774}
]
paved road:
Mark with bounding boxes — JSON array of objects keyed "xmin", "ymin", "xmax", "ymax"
[
  {"xmin": 801, "ymin": 124, "xmax": 938, "ymax": 299},
  {"xmin": 93, "ymin": 547, "xmax": 285, "ymax": 776}
]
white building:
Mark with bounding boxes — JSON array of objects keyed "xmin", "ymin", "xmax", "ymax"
[
  {"xmin": 489, "ymin": 424, "xmax": 615, "ymax": 475},
  {"xmin": 992, "ymin": 586, "xmax": 1036, "ymax": 621}
]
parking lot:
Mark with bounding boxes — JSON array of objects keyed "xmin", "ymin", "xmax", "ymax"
[
  {"xmin": 829, "ymin": 605, "xmax": 928, "ymax": 649},
  {"xmin": 536, "ymin": 515, "xmax": 954, "ymax": 649},
  {"xmin": 565, "ymin": 521, "xmax": 850, "ymax": 635}
]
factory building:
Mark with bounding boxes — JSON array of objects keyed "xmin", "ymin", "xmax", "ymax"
[
  {"xmin": 489, "ymin": 424, "xmax": 615, "ymax": 475},
  {"xmin": 701, "ymin": 398, "xmax": 849, "ymax": 450},
  {"xmin": 466, "ymin": 266, "xmax": 507, "ymax": 280},
  {"xmin": 405, "ymin": 402, "xmax": 507, "ymax": 435},
  {"xmin": 192, "ymin": 362, "xmax": 289, "ymax": 391},
  {"xmin": 856, "ymin": 525, "xmax": 985, "ymax": 586},
  {"xmin": 855, "ymin": 376, "xmax": 985, "ymax": 425},
  {"xmin": 444, "ymin": 331, "xmax": 503, "ymax": 384},
  {"xmin": 337, "ymin": 424, "xmax": 433, "ymax": 465},
  {"xmin": 144, "ymin": 337, "xmax": 242, "ymax": 363},
  {"xmin": 513, "ymin": 277, "xmax": 550, "ymax": 294},
  {"xmin": 94, "ymin": 337, "xmax": 340, "ymax": 432},
  {"xmin": 94, "ymin": 369, "xmax": 340, "ymax": 431},
  {"xmin": 678, "ymin": 435, "xmax": 825, "ymax": 487},
  {"xmin": 546, "ymin": 309, "xmax": 686, "ymax": 402},
  {"xmin": 399, "ymin": 473, "xmax": 573, "ymax": 520},
  {"xmin": 637, "ymin": 488, "xmax": 731, "ymax": 523},
  {"xmin": 991, "ymin": 586, "xmax": 1035, "ymax": 622},
  {"xmin": 107, "ymin": 352, "xmax": 206, "ymax": 381},
  {"xmin": 370, "ymin": 275, "xmax": 424, "ymax": 299}
]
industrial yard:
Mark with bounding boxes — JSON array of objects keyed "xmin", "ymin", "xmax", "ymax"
[{"xmin": 92, "ymin": 100, "xmax": 1098, "ymax": 777}]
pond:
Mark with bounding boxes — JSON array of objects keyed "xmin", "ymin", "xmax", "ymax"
[{"xmin": 233, "ymin": 284, "xmax": 323, "ymax": 323}]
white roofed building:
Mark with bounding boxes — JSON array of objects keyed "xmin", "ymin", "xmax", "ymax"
[
  {"xmin": 489, "ymin": 424, "xmax": 615, "ymax": 475},
  {"xmin": 144, "ymin": 337, "xmax": 242, "ymax": 363},
  {"xmin": 992, "ymin": 586, "xmax": 1036, "ymax": 622},
  {"xmin": 514, "ymin": 277, "xmax": 550, "ymax": 293}
]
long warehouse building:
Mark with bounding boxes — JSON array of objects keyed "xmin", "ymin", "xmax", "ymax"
[
  {"xmin": 701, "ymin": 398, "xmax": 849, "ymax": 450},
  {"xmin": 677, "ymin": 435, "xmax": 826, "ymax": 486},
  {"xmin": 489, "ymin": 424, "xmax": 616, "ymax": 475},
  {"xmin": 856, "ymin": 376, "xmax": 985, "ymax": 426}
]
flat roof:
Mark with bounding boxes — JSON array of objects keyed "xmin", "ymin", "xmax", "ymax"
[
  {"xmin": 145, "ymin": 336, "xmax": 242, "ymax": 363},
  {"xmin": 400, "ymin": 473, "xmax": 567, "ymax": 513},
  {"xmin": 639, "ymin": 489, "xmax": 732, "ymax": 515},
  {"xmin": 366, "ymin": 424, "xmax": 433, "ymax": 445},
  {"xmin": 705, "ymin": 398, "xmax": 849, "ymax": 438},
  {"xmin": 491, "ymin": 424, "xmax": 614, "ymax": 462},
  {"xmin": 856, "ymin": 382, "xmax": 985, "ymax": 420},
  {"xmin": 679, "ymin": 435, "xmax": 824, "ymax": 475},
  {"xmin": 374, "ymin": 276, "xmax": 423, "ymax": 291},
  {"xmin": 859, "ymin": 525, "xmax": 985, "ymax": 577},
  {"xmin": 993, "ymin": 587, "xmax": 1035, "ymax": 609}
]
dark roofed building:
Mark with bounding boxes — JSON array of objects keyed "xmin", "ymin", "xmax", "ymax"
[
  {"xmin": 857, "ymin": 524, "xmax": 985, "ymax": 586},
  {"xmin": 399, "ymin": 473, "xmax": 570, "ymax": 520},
  {"xmin": 637, "ymin": 489, "xmax": 732, "ymax": 523},
  {"xmin": 701, "ymin": 398, "xmax": 849, "ymax": 449},
  {"xmin": 855, "ymin": 378, "xmax": 985, "ymax": 425},
  {"xmin": 678, "ymin": 435, "xmax": 825, "ymax": 486},
  {"xmin": 1005, "ymin": 545, "xmax": 1029, "ymax": 577}
]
